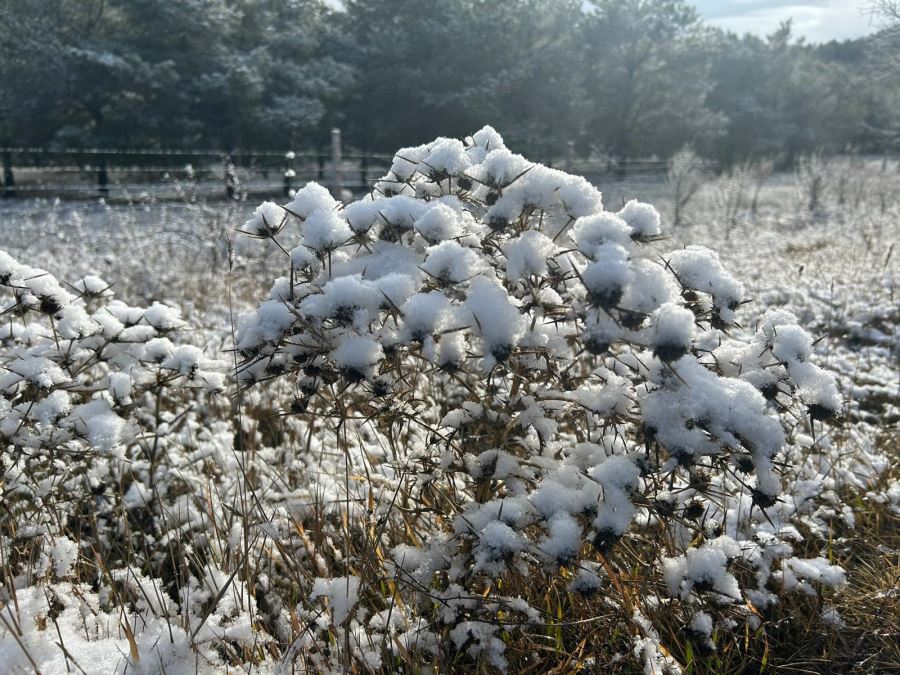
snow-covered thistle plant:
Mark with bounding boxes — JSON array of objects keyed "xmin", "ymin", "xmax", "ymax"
[
  {"xmin": 234, "ymin": 127, "xmax": 848, "ymax": 671},
  {"xmin": 0, "ymin": 250, "xmax": 227, "ymax": 607}
]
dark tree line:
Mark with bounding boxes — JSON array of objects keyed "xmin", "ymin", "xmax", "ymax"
[{"xmin": 1, "ymin": 0, "xmax": 898, "ymax": 164}]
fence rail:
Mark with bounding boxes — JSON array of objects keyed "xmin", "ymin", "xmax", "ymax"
[
  {"xmin": 0, "ymin": 131, "xmax": 697, "ymax": 202},
  {"xmin": 0, "ymin": 146, "xmax": 395, "ymax": 160},
  {"xmin": 0, "ymin": 129, "xmax": 397, "ymax": 201}
]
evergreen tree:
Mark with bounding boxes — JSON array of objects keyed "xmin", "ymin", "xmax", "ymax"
[{"xmin": 579, "ymin": 0, "xmax": 724, "ymax": 170}]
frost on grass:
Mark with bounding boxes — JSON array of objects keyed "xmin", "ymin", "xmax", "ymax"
[
  {"xmin": 0, "ymin": 252, "xmax": 233, "ymax": 672},
  {"xmin": 2, "ymin": 128, "xmax": 885, "ymax": 674}
]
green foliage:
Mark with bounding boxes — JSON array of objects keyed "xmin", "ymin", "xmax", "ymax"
[
  {"xmin": 706, "ymin": 21, "xmax": 893, "ymax": 163},
  {"xmin": 336, "ymin": 0, "xmax": 585, "ymax": 156},
  {"xmin": 1, "ymin": 0, "xmax": 898, "ymax": 159},
  {"xmin": 580, "ymin": 0, "xmax": 725, "ymax": 161},
  {"xmin": 0, "ymin": 0, "xmax": 348, "ymax": 148}
]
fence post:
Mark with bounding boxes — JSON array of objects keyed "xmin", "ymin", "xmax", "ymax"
[
  {"xmin": 2, "ymin": 148, "xmax": 14, "ymax": 198},
  {"xmin": 97, "ymin": 155, "xmax": 109, "ymax": 197},
  {"xmin": 360, "ymin": 152, "xmax": 368, "ymax": 191},
  {"xmin": 284, "ymin": 150, "xmax": 295, "ymax": 197},
  {"xmin": 224, "ymin": 155, "xmax": 239, "ymax": 200},
  {"xmin": 330, "ymin": 127, "xmax": 343, "ymax": 199}
]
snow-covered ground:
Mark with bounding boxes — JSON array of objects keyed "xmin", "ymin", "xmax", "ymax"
[
  {"xmin": 2, "ymin": 176, "xmax": 894, "ymax": 428},
  {"xmin": 0, "ymin": 142, "xmax": 897, "ymax": 673}
]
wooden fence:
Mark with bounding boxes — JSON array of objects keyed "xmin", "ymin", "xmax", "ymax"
[
  {"xmin": 0, "ymin": 129, "xmax": 686, "ymax": 202},
  {"xmin": 0, "ymin": 129, "xmax": 394, "ymax": 201}
]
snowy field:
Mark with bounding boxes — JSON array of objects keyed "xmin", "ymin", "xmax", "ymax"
[
  {"xmin": 0, "ymin": 133, "xmax": 898, "ymax": 673},
  {"xmin": 2, "ymin": 174, "xmax": 895, "ymax": 429}
]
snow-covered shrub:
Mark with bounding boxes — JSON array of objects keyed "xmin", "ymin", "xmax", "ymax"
[
  {"xmin": 796, "ymin": 152, "xmax": 830, "ymax": 216},
  {"xmin": 231, "ymin": 127, "xmax": 849, "ymax": 670},
  {"xmin": 668, "ymin": 145, "xmax": 707, "ymax": 227},
  {"xmin": 712, "ymin": 164, "xmax": 752, "ymax": 236},
  {"xmin": 0, "ymin": 251, "xmax": 224, "ymax": 457},
  {"xmin": 0, "ymin": 251, "xmax": 240, "ymax": 671}
]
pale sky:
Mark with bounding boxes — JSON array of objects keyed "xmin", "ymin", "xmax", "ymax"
[
  {"xmin": 692, "ymin": 0, "xmax": 880, "ymax": 42},
  {"xmin": 325, "ymin": 1, "xmax": 880, "ymax": 44}
]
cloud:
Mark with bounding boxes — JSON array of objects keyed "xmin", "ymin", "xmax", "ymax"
[{"xmin": 692, "ymin": 0, "xmax": 877, "ymax": 42}]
